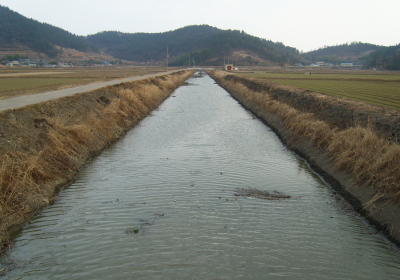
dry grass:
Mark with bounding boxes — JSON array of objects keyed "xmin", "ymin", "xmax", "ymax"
[
  {"xmin": 0, "ymin": 67, "xmax": 183, "ymax": 100},
  {"xmin": 0, "ymin": 70, "xmax": 193, "ymax": 245},
  {"xmin": 211, "ymin": 70, "xmax": 400, "ymax": 203}
]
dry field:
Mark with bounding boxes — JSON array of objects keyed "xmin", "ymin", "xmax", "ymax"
[
  {"xmin": 238, "ymin": 70, "xmax": 400, "ymax": 110},
  {"xmin": 0, "ymin": 66, "xmax": 181, "ymax": 100}
]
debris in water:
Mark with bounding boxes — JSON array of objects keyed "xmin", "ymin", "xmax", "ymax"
[
  {"xmin": 155, "ymin": 213, "xmax": 164, "ymax": 217},
  {"xmin": 133, "ymin": 227, "xmax": 139, "ymax": 233},
  {"xmin": 234, "ymin": 188, "xmax": 291, "ymax": 200},
  {"xmin": 101, "ymin": 200, "xmax": 113, "ymax": 204}
]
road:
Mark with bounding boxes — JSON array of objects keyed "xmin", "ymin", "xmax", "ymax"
[{"xmin": 0, "ymin": 71, "xmax": 178, "ymax": 112}]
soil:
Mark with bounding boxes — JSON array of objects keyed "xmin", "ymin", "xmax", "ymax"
[
  {"xmin": 211, "ymin": 72, "xmax": 400, "ymax": 246},
  {"xmin": 223, "ymin": 74, "xmax": 400, "ymax": 143},
  {"xmin": 0, "ymin": 70, "xmax": 193, "ymax": 249}
]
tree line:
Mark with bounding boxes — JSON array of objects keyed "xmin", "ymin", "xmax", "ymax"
[{"xmin": 0, "ymin": 5, "xmax": 89, "ymax": 58}]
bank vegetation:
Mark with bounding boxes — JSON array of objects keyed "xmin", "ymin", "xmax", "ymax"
[
  {"xmin": 0, "ymin": 70, "xmax": 193, "ymax": 248},
  {"xmin": 210, "ymin": 70, "xmax": 400, "ymax": 244}
]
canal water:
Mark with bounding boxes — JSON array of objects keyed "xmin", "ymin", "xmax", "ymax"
[{"xmin": 3, "ymin": 73, "xmax": 400, "ymax": 279}]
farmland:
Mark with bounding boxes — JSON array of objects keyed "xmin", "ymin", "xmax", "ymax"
[
  {"xmin": 0, "ymin": 67, "xmax": 169, "ymax": 100},
  {"xmin": 238, "ymin": 71, "xmax": 400, "ymax": 110}
]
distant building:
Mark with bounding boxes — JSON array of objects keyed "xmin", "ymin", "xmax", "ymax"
[
  {"xmin": 318, "ymin": 61, "xmax": 324, "ymax": 66},
  {"xmin": 8, "ymin": 61, "xmax": 19, "ymax": 67},
  {"xmin": 225, "ymin": 64, "xmax": 233, "ymax": 71},
  {"xmin": 340, "ymin": 63, "xmax": 353, "ymax": 67}
]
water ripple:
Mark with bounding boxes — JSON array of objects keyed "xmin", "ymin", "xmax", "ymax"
[{"xmin": 4, "ymin": 74, "xmax": 400, "ymax": 279}]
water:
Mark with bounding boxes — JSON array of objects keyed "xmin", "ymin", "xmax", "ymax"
[{"xmin": 3, "ymin": 73, "xmax": 400, "ymax": 279}]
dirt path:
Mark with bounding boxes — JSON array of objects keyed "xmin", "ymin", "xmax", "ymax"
[{"xmin": 0, "ymin": 70, "xmax": 179, "ymax": 112}]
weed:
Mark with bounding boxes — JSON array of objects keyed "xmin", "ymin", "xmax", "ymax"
[
  {"xmin": 0, "ymin": 70, "xmax": 194, "ymax": 247},
  {"xmin": 211, "ymin": 70, "xmax": 400, "ymax": 203}
]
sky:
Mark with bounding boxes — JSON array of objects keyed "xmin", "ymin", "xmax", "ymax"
[{"xmin": 1, "ymin": 0, "xmax": 399, "ymax": 52}]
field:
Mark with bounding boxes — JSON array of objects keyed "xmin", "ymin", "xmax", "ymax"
[
  {"xmin": 238, "ymin": 71, "xmax": 400, "ymax": 110},
  {"xmin": 0, "ymin": 66, "xmax": 176, "ymax": 100}
]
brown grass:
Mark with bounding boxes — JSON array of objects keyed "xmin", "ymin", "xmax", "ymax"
[
  {"xmin": 211, "ymin": 70, "xmax": 400, "ymax": 203},
  {"xmin": 0, "ymin": 70, "xmax": 193, "ymax": 246},
  {"xmin": 0, "ymin": 67, "xmax": 184, "ymax": 100}
]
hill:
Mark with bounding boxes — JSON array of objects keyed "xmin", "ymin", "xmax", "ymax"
[
  {"xmin": 0, "ymin": 5, "xmax": 90, "ymax": 59},
  {"xmin": 0, "ymin": 5, "xmax": 301, "ymax": 66},
  {"xmin": 301, "ymin": 42, "xmax": 381, "ymax": 65},
  {"xmin": 301, "ymin": 42, "xmax": 400, "ymax": 70},
  {"xmin": 363, "ymin": 44, "xmax": 400, "ymax": 70},
  {"xmin": 86, "ymin": 25, "xmax": 301, "ymax": 66}
]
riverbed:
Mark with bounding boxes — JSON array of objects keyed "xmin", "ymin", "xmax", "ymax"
[{"xmin": 2, "ymin": 73, "xmax": 400, "ymax": 279}]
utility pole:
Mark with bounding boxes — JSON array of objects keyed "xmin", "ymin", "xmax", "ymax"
[
  {"xmin": 166, "ymin": 46, "xmax": 169, "ymax": 72},
  {"xmin": 189, "ymin": 54, "xmax": 190, "ymax": 67}
]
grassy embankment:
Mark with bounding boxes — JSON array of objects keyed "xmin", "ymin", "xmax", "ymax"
[
  {"xmin": 211, "ymin": 70, "xmax": 400, "ymax": 210},
  {"xmin": 0, "ymin": 70, "xmax": 193, "ymax": 248},
  {"xmin": 238, "ymin": 72, "xmax": 400, "ymax": 110},
  {"xmin": 0, "ymin": 67, "xmax": 173, "ymax": 100}
]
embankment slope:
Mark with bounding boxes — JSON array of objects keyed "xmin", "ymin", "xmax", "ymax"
[
  {"xmin": 0, "ymin": 71, "xmax": 194, "ymax": 248},
  {"xmin": 210, "ymin": 71, "xmax": 400, "ymax": 245}
]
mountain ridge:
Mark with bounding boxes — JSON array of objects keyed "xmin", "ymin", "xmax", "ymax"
[{"xmin": 1, "ymin": 5, "xmax": 399, "ymax": 69}]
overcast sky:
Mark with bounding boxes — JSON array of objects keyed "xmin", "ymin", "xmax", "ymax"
[{"xmin": 1, "ymin": 0, "xmax": 399, "ymax": 52}]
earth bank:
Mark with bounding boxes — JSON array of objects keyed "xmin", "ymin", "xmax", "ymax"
[
  {"xmin": 209, "ymin": 70, "xmax": 400, "ymax": 246},
  {"xmin": 0, "ymin": 70, "xmax": 194, "ymax": 248}
]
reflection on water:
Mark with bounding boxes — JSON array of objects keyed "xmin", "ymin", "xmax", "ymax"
[{"xmin": 3, "ymin": 73, "xmax": 400, "ymax": 279}]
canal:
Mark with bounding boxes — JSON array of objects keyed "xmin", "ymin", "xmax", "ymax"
[{"xmin": 3, "ymin": 73, "xmax": 400, "ymax": 279}]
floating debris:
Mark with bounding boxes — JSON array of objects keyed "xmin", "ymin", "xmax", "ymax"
[
  {"xmin": 101, "ymin": 199, "xmax": 119, "ymax": 204},
  {"xmin": 234, "ymin": 188, "xmax": 291, "ymax": 200}
]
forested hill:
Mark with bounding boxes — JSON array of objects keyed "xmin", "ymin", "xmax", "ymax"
[
  {"xmin": 301, "ymin": 42, "xmax": 381, "ymax": 65},
  {"xmin": 301, "ymin": 42, "xmax": 400, "ymax": 70},
  {"xmin": 363, "ymin": 44, "xmax": 400, "ymax": 70},
  {"xmin": 86, "ymin": 25, "xmax": 301, "ymax": 66},
  {"xmin": 0, "ymin": 5, "xmax": 300, "ymax": 65},
  {"xmin": 0, "ymin": 5, "xmax": 89, "ymax": 58}
]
